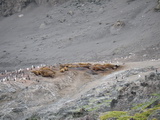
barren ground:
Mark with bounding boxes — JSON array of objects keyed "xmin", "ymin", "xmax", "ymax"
[{"xmin": 0, "ymin": 0, "xmax": 160, "ymax": 72}]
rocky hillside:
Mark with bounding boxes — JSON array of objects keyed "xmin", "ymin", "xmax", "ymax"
[
  {"xmin": 0, "ymin": 0, "xmax": 100, "ymax": 17},
  {"xmin": 0, "ymin": 0, "xmax": 160, "ymax": 120},
  {"xmin": 0, "ymin": 61, "xmax": 160, "ymax": 120}
]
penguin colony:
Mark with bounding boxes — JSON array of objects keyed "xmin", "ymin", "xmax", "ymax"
[{"xmin": 0, "ymin": 63, "xmax": 120, "ymax": 82}]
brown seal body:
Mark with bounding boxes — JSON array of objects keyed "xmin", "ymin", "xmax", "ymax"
[{"xmin": 31, "ymin": 67, "xmax": 56, "ymax": 77}]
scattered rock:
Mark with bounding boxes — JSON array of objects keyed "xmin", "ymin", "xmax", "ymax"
[
  {"xmin": 113, "ymin": 21, "xmax": 125, "ymax": 27},
  {"xmin": 0, "ymin": 64, "xmax": 160, "ymax": 119},
  {"xmin": 67, "ymin": 10, "xmax": 74, "ymax": 16},
  {"xmin": 148, "ymin": 109, "xmax": 160, "ymax": 120},
  {"xmin": 26, "ymin": 114, "xmax": 41, "ymax": 120},
  {"xmin": 110, "ymin": 99, "xmax": 118, "ymax": 109},
  {"xmin": 12, "ymin": 107, "xmax": 25, "ymax": 113},
  {"xmin": 0, "ymin": 94, "xmax": 8, "ymax": 101},
  {"xmin": 140, "ymin": 82, "xmax": 148, "ymax": 87},
  {"xmin": 18, "ymin": 14, "xmax": 24, "ymax": 18},
  {"xmin": 146, "ymin": 99, "xmax": 160, "ymax": 109},
  {"xmin": 58, "ymin": 19, "xmax": 66, "ymax": 23},
  {"xmin": 72, "ymin": 108, "xmax": 88, "ymax": 118},
  {"xmin": 147, "ymin": 72, "xmax": 156, "ymax": 80},
  {"xmin": 39, "ymin": 22, "xmax": 47, "ymax": 29},
  {"xmin": 127, "ymin": 0, "xmax": 136, "ymax": 4},
  {"xmin": 154, "ymin": 3, "xmax": 160, "ymax": 12},
  {"xmin": 46, "ymin": 14, "xmax": 53, "ymax": 19},
  {"xmin": 0, "ymin": 0, "xmax": 33, "ymax": 17}
]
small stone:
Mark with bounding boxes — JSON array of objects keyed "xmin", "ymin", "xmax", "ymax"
[
  {"xmin": 147, "ymin": 100, "xmax": 160, "ymax": 109},
  {"xmin": 46, "ymin": 14, "xmax": 52, "ymax": 19},
  {"xmin": 130, "ymin": 118, "xmax": 135, "ymax": 120},
  {"xmin": 140, "ymin": 82, "xmax": 148, "ymax": 87},
  {"xmin": 128, "ymin": 95, "xmax": 134, "ymax": 102},
  {"xmin": 99, "ymin": 22, "xmax": 102, "ymax": 25},
  {"xmin": 97, "ymin": 93, "xmax": 105, "ymax": 97},
  {"xmin": 131, "ymin": 91, "xmax": 136, "ymax": 95},
  {"xmin": 0, "ymin": 94, "xmax": 7, "ymax": 101},
  {"xmin": 18, "ymin": 14, "xmax": 24, "ymax": 18},
  {"xmin": 39, "ymin": 22, "xmax": 47, "ymax": 29},
  {"xmin": 110, "ymin": 99, "xmax": 118, "ymax": 108},
  {"xmin": 108, "ymin": 117, "xmax": 117, "ymax": 120},
  {"xmin": 148, "ymin": 72, "xmax": 156, "ymax": 80},
  {"xmin": 12, "ymin": 107, "xmax": 25, "ymax": 113},
  {"xmin": 69, "ymin": 38, "xmax": 72, "ymax": 40},
  {"xmin": 154, "ymin": 4, "xmax": 160, "ymax": 12},
  {"xmin": 58, "ymin": 19, "xmax": 66, "ymax": 23},
  {"xmin": 67, "ymin": 11, "xmax": 74, "ymax": 16},
  {"xmin": 95, "ymin": 0, "xmax": 100, "ymax": 2}
]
